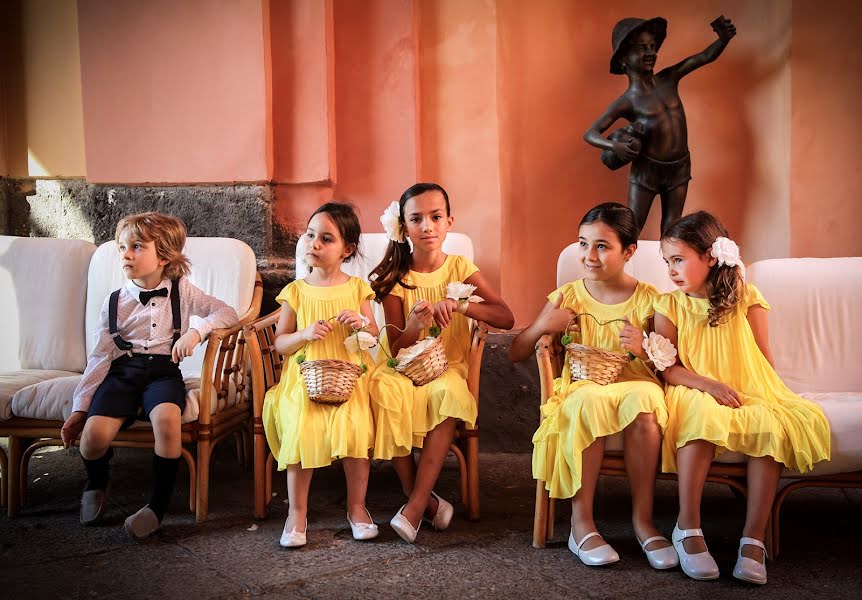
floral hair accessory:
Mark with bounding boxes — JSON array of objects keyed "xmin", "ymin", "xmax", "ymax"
[
  {"xmin": 711, "ymin": 236, "xmax": 745, "ymax": 279},
  {"xmin": 446, "ymin": 282, "xmax": 484, "ymax": 305},
  {"xmin": 380, "ymin": 201, "xmax": 404, "ymax": 243},
  {"xmin": 641, "ymin": 332, "xmax": 677, "ymax": 371}
]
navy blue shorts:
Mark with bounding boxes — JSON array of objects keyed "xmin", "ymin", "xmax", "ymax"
[{"xmin": 88, "ymin": 354, "xmax": 186, "ymax": 430}]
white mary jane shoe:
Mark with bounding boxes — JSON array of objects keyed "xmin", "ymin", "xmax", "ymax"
[
  {"xmin": 347, "ymin": 509, "xmax": 379, "ymax": 541},
  {"xmin": 424, "ymin": 492, "xmax": 454, "ymax": 531},
  {"xmin": 280, "ymin": 518, "xmax": 307, "ymax": 548},
  {"xmin": 568, "ymin": 531, "xmax": 620, "ymax": 566},
  {"xmin": 733, "ymin": 537, "xmax": 768, "ymax": 585},
  {"xmin": 672, "ymin": 524, "xmax": 719, "ymax": 580},
  {"xmin": 638, "ymin": 535, "xmax": 680, "ymax": 570},
  {"xmin": 390, "ymin": 505, "xmax": 420, "ymax": 544}
]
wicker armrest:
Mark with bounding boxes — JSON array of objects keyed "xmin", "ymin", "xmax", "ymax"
[
  {"xmin": 196, "ymin": 318, "xmax": 251, "ymax": 426},
  {"xmin": 466, "ymin": 321, "xmax": 489, "ymax": 405},
  {"xmin": 534, "ymin": 334, "xmax": 564, "ymax": 410},
  {"xmin": 243, "ymin": 310, "xmax": 283, "ymax": 421}
]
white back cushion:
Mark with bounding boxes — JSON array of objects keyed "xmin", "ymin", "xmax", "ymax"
[
  {"xmin": 0, "ymin": 236, "xmax": 96, "ymax": 371},
  {"xmin": 557, "ymin": 239, "xmax": 674, "ymax": 291},
  {"xmin": 748, "ymin": 257, "xmax": 862, "ymax": 393},
  {"xmin": 86, "ymin": 238, "xmax": 257, "ymax": 377}
]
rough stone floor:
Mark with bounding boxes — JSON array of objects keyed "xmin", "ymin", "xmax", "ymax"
[{"xmin": 1, "ymin": 444, "xmax": 859, "ymax": 599}]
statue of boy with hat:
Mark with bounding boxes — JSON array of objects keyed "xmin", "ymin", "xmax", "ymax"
[{"xmin": 584, "ymin": 16, "xmax": 736, "ymax": 235}]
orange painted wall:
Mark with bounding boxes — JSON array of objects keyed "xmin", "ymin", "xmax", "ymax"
[
  {"xmin": 790, "ymin": 1, "xmax": 862, "ymax": 258},
  {"xmin": 77, "ymin": 0, "xmax": 268, "ymax": 183}
]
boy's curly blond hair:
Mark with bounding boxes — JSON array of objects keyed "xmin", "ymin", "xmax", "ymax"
[{"xmin": 115, "ymin": 212, "xmax": 191, "ymax": 280}]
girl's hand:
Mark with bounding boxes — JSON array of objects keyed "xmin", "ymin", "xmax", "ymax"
[
  {"xmin": 619, "ymin": 316, "xmax": 647, "ymax": 359},
  {"xmin": 705, "ymin": 380, "xmax": 741, "ymax": 408},
  {"xmin": 302, "ymin": 319, "xmax": 333, "ymax": 342},
  {"xmin": 61, "ymin": 411, "xmax": 87, "ymax": 448},
  {"xmin": 336, "ymin": 310, "xmax": 365, "ymax": 330},
  {"xmin": 171, "ymin": 329, "xmax": 201, "ymax": 363},
  {"xmin": 407, "ymin": 300, "xmax": 434, "ymax": 331},
  {"xmin": 535, "ymin": 294, "xmax": 577, "ymax": 336},
  {"xmin": 433, "ymin": 298, "xmax": 461, "ymax": 329}
]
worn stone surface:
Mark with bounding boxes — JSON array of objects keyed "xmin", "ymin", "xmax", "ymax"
[{"xmin": 1, "ymin": 446, "xmax": 860, "ymax": 599}]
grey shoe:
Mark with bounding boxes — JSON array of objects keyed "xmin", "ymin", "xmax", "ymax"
[
  {"xmin": 80, "ymin": 485, "xmax": 110, "ymax": 526},
  {"xmin": 123, "ymin": 506, "xmax": 160, "ymax": 541}
]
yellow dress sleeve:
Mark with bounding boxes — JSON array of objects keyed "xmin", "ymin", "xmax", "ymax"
[
  {"xmin": 546, "ymin": 282, "xmax": 576, "ymax": 310},
  {"xmin": 635, "ymin": 283, "xmax": 660, "ymax": 326},
  {"xmin": 274, "ymin": 282, "xmax": 298, "ymax": 311},
  {"xmin": 653, "ymin": 292, "xmax": 678, "ymax": 327},
  {"xmin": 356, "ymin": 278, "xmax": 374, "ymax": 303},
  {"xmin": 457, "ymin": 256, "xmax": 480, "ymax": 280},
  {"xmin": 743, "ymin": 283, "xmax": 771, "ymax": 312}
]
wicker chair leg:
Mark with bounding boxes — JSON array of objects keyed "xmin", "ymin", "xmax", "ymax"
[
  {"xmin": 449, "ymin": 443, "xmax": 468, "ymax": 511},
  {"xmin": 242, "ymin": 424, "xmax": 253, "ymax": 470},
  {"xmin": 180, "ymin": 447, "xmax": 197, "ymax": 513},
  {"xmin": 6, "ymin": 436, "xmax": 22, "ymax": 517},
  {"xmin": 265, "ymin": 452, "xmax": 275, "ymax": 512},
  {"xmin": 253, "ymin": 430, "xmax": 268, "ymax": 519},
  {"xmin": 0, "ymin": 446, "xmax": 7, "ymax": 509},
  {"xmin": 466, "ymin": 435, "xmax": 480, "ymax": 521},
  {"xmin": 533, "ymin": 479, "xmax": 550, "ymax": 548},
  {"xmin": 195, "ymin": 439, "xmax": 211, "ymax": 523}
]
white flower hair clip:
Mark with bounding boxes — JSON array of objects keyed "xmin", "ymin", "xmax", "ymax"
[
  {"xmin": 641, "ymin": 332, "xmax": 677, "ymax": 372},
  {"xmin": 380, "ymin": 201, "xmax": 405, "ymax": 243},
  {"xmin": 446, "ymin": 282, "xmax": 484, "ymax": 305},
  {"xmin": 710, "ymin": 236, "xmax": 746, "ymax": 280}
]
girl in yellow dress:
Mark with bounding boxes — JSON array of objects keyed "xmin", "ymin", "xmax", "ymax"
[
  {"xmin": 510, "ymin": 203, "xmax": 676, "ymax": 569},
  {"xmin": 655, "ymin": 211, "xmax": 830, "ymax": 584},
  {"xmin": 263, "ymin": 203, "xmax": 380, "ymax": 548},
  {"xmin": 369, "ymin": 183, "xmax": 514, "ymax": 543}
]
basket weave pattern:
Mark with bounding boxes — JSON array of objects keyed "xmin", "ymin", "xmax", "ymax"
[
  {"xmin": 565, "ymin": 343, "xmax": 629, "ymax": 385},
  {"xmin": 395, "ymin": 336, "xmax": 449, "ymax": 386},
  {"xmin": 300, "ymin": 359, "xmax": 363, "ymax": 405}
]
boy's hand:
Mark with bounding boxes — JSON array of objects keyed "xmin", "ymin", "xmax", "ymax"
[
  {"xmin": 172, "ymin": 329, "xmax": 201, "ymax": 363},
  {"xmin": 537, "ymin": 295, "xmax": 577, "ymax": 336},
  {"xmin": 407, "ymin": 300, "xmax": 434, "ymax": 331},
  {"xmin": 433, "ymin": 298, "xmax": 461, "ymax": 329},
  {"xmin": 711, "ymin": 15, "xmax": 736, "ymax": 42},
  {"xmin": 302, "ymin": 319, "xmax": 333, "ymax": 342},
  {"xmin": 612, "ymin": 139, "xmax": 640, "ymax": 161},
  {"xmin": 61, "ymin": 411, "xmax": 87, "ymax": 448},
  {"xmin": 336, "ymin": 310, "xmax": 365, "ymax": 330}
]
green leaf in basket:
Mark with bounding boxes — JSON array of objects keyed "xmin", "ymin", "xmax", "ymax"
[
  {"xmin": 626, "ymin": 352, "xmax": 636, "ymax": 360},
  {"xmin": 296, "ymin": 353, "xmax": 306, "ymax": 365},
  {"xmin": 387, "ymin": 358, "xmax": 398, "ymax": 369},
  {"xmin": 561, "ymin": 334, "xmax": 573, "ymax": 346},
  {"xmin": 360, "ymin": 363, "xmax": 368, "ymax": 373},
  {"xmin": 429, "ymin": 325, "xmax": 441, "ymax": 337}
]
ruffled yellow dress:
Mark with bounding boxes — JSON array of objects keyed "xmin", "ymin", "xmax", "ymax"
[
  {"xmin": 262, "ymin": 278, "xmax": 376, "ymax": 470},
  {"xmin": 533, "ymin": 280, "xmax": 667, "ymax": 499},
  {"xmin": 655, "ymin": 284, "xmax": 830, "ymax": 473},
  {"xmin": 369, "ymin": 255, "xmax": 478, "ymax": 460}
]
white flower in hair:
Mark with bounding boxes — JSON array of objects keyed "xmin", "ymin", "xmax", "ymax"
[
  {"xmin": 380, "ymin": 201, "xmax": 404, "ymax": 243},
  {"xmin": 711, "ymin": 236, "xmax": 745, "ymax": 280},
  {"xmin": 641, "ymin": 332, "xmax": 677, "ymax": 372},
  {"xmin": 446, "ymin": 282, "xmax": 484, "ymax": 304},
  {"xmin": 344, "ymin": 331, "xmax": 378, "ymax": 353}
]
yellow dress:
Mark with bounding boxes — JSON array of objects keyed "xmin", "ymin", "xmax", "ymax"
[
  {"xmin": 262, "ymin": 278, "xmax": 376, "ymax": 470},
  {"xmin": 369, "ymin": 254, "xmax": 479, "ymax": 460},
  {"xmin": 533, "ymin": 280, "xmax": 667, "ymax": 499},
  {"xmin": 655, "ymin": 285, "xmax": 831, "ymax": 473}
]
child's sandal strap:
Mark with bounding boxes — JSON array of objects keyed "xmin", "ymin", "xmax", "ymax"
[
  {"xmin": 739, "ymin": 537, "xmax": 768, "ymax": 557},
  {"xmin": 576, "ymin": 531, "xmax": 602, "ymax": 549}
]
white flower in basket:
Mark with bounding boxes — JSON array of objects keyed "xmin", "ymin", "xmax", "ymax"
[
  {"xmin": 344, "ymin": 331, "xmax": 378, "ymax": 354},
  {"xmin": 641, "ymin": 332, "xmax": 678, "ymax": 371},
  {"xmin": 394, "ymin": 337, "xmax": 437, "ymax": 364},
  {"xmin": 446, "ymin": 282, "xmax": 484, "ymax": 305},
  {"xmin": 380, "ymin": 201, "xmax": 404, "ymax": 243}
]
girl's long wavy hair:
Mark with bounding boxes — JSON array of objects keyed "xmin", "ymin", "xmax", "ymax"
[
  {"xmin": 369, "ymin": 183, "xmax": 450, "ymax": 302},
  {"xmin": 662, "ymin": 211, "xmax": 743, "ymax": 327}
]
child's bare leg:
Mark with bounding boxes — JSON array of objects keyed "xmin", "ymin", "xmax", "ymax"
[
  {"xmin": 676, "ymin": 439, "xmax": 715, "ymax": 554},
  {"xmin": 628, "ymin": 183, "xmax": 656, "ymax": 234},
  {"xmin": 570, "ymin": 436, "xmax": 606, "ymax": 550},
  {"xmin": 285, "ymin": 464, "xmax": 313, "ymax": 532},
  {"xmin": 624, "ymin": 413, "xmax": 669, "ymax": 550},
  {"xmin": 148, "ymin": 403, "xmax": 183, "ymax": 521},
  {"xmin": 392, "ymin": 452, "xmax": 440, "ymax": 520},
  {"xmin": 79, "ymin": 415, "xmax": 123, "ymax": 460},
  {"xmin": 399, "ymin": 417, "xmax": 456, "ymax": 528},
  {"xmin": 660, "ymin": 184, "xmax": 688, "ymax": 235},
  {"xmin": 742, "ymin": 457, "xmax": 781, "ymax": 562},
  {"xmin": 343, "ymin": 457, "xmax": 373, "ymax": 525}
]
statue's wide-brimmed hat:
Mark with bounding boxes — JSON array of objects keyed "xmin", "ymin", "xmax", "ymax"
[{"xmin": 610, "ymin": 17, "xmax": 667, "ymax": 74}]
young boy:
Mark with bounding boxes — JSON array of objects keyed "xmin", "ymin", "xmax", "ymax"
[
  {"xmin": 584, "ymin": 15, "xmax": 736, "ymax": 235},
  {"xmin": 61, "ymin": 212, "xmax": 238, "ymax": 540}
]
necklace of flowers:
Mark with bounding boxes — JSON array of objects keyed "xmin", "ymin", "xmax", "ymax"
[
  {"xmin": 295, "ymin": 314, "xmax": 377, "ymax": 374},
  {"xmin": 559, "ymin": 312, "xmax": 677, "ymax": 370}
]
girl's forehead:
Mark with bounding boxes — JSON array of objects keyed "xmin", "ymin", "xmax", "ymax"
[
  {"xmin": 308, "ymin": 211, "xmax": 341, "ymax": 234},
  {"xmin": 404, "ymin": 191, "xmax": 446, "ymax": 214},
  {"xmin": 578, "ymin": 221, "xmax": 619, "ymax": 241},
  {"xmin": 661, "ymin": 238, "xmax": 693, "ymax": 254}
]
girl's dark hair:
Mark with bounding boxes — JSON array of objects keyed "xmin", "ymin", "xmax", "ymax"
[
  {"xmin": 369, "ymin": 182, "xmax": 451, "ymax": 301},
  {"xmin": 662, "ymin": 211, "xmax": 743, "ymax": 327},
  {"xmin": 307, "ymin": 202, "xmax": 362, "ymax": 268},
  {"xmin": 579, "ymin": 202, "xmax": 639, "ymax": 248}
]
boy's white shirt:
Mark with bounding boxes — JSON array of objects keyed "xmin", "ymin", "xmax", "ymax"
[{"xmin": 71, "ymin": 277, "xmax": 239, "ymax": 414}]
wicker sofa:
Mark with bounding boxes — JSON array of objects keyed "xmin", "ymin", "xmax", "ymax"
[
  {"xmin": 532, "ymin": 241, "xmax": 862, "ymax": 556},
  {"xmin": 0, "ymin": 235, "xmax": 262, "ymax": 521}
]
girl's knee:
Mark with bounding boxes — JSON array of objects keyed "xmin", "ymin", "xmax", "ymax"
[{"xmin": 629, "ymin": 412, "xmax": 660, "ymax": 435}]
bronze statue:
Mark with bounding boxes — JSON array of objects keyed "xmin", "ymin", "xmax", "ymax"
[{"xmin": 584, "ymin": 16, "xmax": 736, "ymax": 235}]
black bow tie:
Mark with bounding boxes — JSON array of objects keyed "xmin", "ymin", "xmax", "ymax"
[{"xmin": 139, "ymin": 288, "xmax": 168, "ymax": 305}]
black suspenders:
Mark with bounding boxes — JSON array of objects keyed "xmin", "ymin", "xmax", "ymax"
[{"xmin": 110, "ymin": 279, "xmax": 182, "ymax": 353}]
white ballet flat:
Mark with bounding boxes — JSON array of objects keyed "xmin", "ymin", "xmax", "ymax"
[
  {"xmin": 280, "ymin": 517, "xmax": 307, "ymax": 548},
  {"xmin": 567, "ymin": 530, "xmax": 620, "ymax": 566},
  {"xmin": 424, "ymin": 491, "xmax": 454, "ymax": 531},
  {"xmin": 390, "ymin": 505, "xmax": 420, "ymax": 544},
  {"xmin": 347, "ymin": 509, "xmax": 379, "ymax": 541},
  {"xmin": 638, "ymin": 535, "xmax": 680, "ymax": 570},
  {"xmin": 672, "ymin": 524, "xmax": 719, "ymax": 580},
  {"xmin": 733, "ymin": 537, "xmax": 768, "ymax": 585}
]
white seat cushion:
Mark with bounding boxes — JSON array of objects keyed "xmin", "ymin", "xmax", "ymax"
[
  {"xmin": 557, "ymin": 239, "xmax": 675, "ymax": 292},
  {"xmin": 0, "ymin": 236, "xmax": 95, "ymax": 372},
  {"xmin": 0, "ymin": 370, "xmax": 82, "ymax": 420}
]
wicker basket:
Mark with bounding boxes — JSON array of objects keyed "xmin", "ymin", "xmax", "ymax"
[
  {"xmin": 395, "ymin": 336, "xmax": 449, "ymax": 386},
  {"xmin": 300, "ymin": 359, "xmax": 363, "ymax": 405},
  {"xmin": 565, "ymin": 343, "xmax": 630, "ymax": 385}
]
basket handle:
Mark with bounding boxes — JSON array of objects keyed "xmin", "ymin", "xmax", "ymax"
[
  {"xmin": 560, "ymin": 312, "xmax": 635, "ymax": 359},
  {"xmin": 295, "ymin": 315, "xmax": 372, "ymax": 372}
]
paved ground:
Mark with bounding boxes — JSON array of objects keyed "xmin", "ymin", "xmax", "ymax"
[{"xmin": 1, "ymin": 444, "xmax": 860, "ymax": 600}]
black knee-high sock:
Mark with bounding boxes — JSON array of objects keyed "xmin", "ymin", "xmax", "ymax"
[
  {"xmin": 149, "ymin": 454, "xmax": 180, "ymax": 522},
  {"xmin": 82, "ymin": 447, "xmax": 113, "ymax": 491}
]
